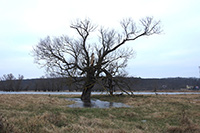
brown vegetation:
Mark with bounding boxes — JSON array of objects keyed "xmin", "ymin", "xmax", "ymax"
[{"xmin": 0, "ymin": 94, "xmax": 200, "ymax": 132}]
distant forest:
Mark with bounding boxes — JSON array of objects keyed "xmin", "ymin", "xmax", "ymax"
[{"xmin": 0, "ymin": 74, "xmax": 199, "ymax": 92}]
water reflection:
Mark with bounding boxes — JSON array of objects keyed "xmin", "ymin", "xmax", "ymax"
[
  {"xmin": 67, "ymin": 98, "xmax": 131, "ymax": 108},
  {"xmin": 0, "ymin": 91, "xmax": 200, "ymax": 95}
]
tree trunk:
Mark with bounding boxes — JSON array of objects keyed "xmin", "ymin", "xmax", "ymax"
[
  {"xmin": 81, "ymin": 67, "xmax": 95, "ymax": 102},
  {"xmin": 81, "ymin": 82, "xmax": 94, "ymax": 102},
  {"xmin": 108, "ymin": 78, "xmax": 114, "ymax": 96}
]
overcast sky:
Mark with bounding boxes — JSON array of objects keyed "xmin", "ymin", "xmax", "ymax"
[{"xmin": 0, "ymin": 0, "xmax": 200, "ymax": 79}]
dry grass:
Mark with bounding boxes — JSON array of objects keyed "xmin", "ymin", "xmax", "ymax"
[{"xmin": 0, "ymin": 94, "xmax": 200, "ymax": 132}]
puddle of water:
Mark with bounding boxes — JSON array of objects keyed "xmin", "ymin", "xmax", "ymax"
[
  {"xmin": 1, "ymin": 91, "xmax": 200, "ymax": 95},
  {"xmin": 66, "ymin": 98, "xmax": 131, "ymax": 108}
]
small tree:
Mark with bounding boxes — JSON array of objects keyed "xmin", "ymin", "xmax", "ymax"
[
  {"xmin": 33, "ymin": 17, "xmax": 161, "ymax": 101},
  {"xmin": 0, "ymin": 74, "xmax": 24, "ymax": 91},
  {"xmin": 15, "ymin": 74, "xmax": 24, "ymax": 91},
  {"xmin": 0, "ymin": 73, "xmax": 16, "ymax": 91}
]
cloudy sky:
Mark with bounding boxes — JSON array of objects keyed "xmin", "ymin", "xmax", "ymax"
[{"xmin": 0, "ymin": 0, "xmax": 200, "ymax": 79}]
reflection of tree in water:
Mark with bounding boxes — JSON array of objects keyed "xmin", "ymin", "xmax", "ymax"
[
  {"xmin": 83, "ymin": 101, "xmax": 93, "ymax": 108},
  {"xmin": 67, "ymin": 98, "xmax": 130, "ymax": 108},
  {"xmin": 109, "ymin": 102, "xmax": 114, "ymax": 108}
]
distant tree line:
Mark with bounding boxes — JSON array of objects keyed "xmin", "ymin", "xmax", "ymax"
[
  {"xmin": 130, "ymin": 77, "xmax": 200, "ymax": 91},
  {"xmin": 0, "ymin": 73, "xmax": 113, "ymax": 92},
  {"xmin": 0, "ymin": 74, "xmax": 24, "ymax": 91},
  {"xmin": 0, "ymin": 73, "xmax": 199, "ymax": 92},
  {"xmin": 0, "ymin": 73, "xmax": 69, "ymax": 92}
]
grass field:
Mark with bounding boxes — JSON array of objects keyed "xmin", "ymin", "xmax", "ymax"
[{"xmin": 0, "ymin": 94, "xmax": 200, "ymax": 133}]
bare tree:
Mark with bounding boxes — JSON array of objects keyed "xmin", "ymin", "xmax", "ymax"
[
  {"xmin": 0, "ymin": 73, "xmax": 16, "ymax": 91},
  {"xmin": 32, "ymin": 17, "xmax": 162, "ymax": 101},
  {"xmin": 0, "ymin": 74, "xmax": 24, "ymax": 91},
  {"xmin": 15, "ymin": 74, "xmax": 24, "ymax": 91}
]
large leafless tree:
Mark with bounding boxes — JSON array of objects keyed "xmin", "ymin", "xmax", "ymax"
[{"xmin": 32, "ymin": 17, "xmax": 161, "ymax": 101}]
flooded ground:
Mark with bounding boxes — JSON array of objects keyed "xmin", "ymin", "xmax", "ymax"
[
  {"xmin": 66, "ymin": 98, "xmax": 131, "ymax": 108},
  {"xmin": 0, "ymin": 91, "xmax": 200, "ymax": 95}
]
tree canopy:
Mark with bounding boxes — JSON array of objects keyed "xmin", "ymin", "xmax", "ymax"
[{"xmin": 33, "ymin": 17, "xmax": 162, "ymax": 101}]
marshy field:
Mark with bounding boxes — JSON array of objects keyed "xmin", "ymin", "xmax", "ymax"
[{"xmin": 0, "ymin": 94, "xmax": 200, "ymax": 133}]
